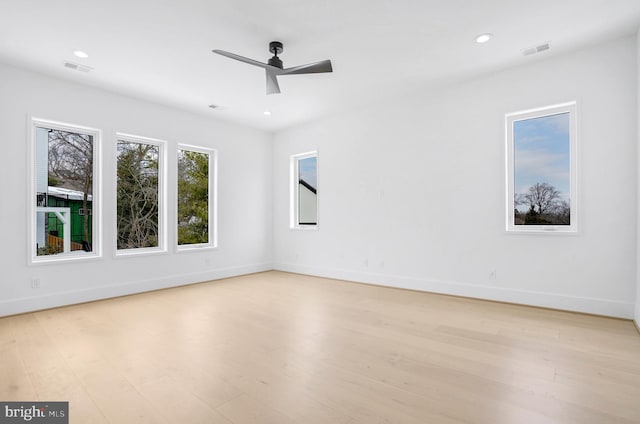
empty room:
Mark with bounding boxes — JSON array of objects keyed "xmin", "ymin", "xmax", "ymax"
[{"xmin": 1, "ymin": 0, "xmax": 640, "ymax": 423}]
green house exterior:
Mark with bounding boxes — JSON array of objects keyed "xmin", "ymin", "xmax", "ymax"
[{"xmin": 44, "ymin": 188, "xmax": 93, "ymax": 250}]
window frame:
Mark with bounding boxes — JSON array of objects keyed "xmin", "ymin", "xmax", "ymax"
[
  {"xmin": 28, "ymin": 117, "xmax": 102, "ymax": 265},
  {"xmin": 505, "ymin": 101, "xmax": 578, "ymax": 234},
  {"xmin": 290, "ymin": 150, "xmax": 319, "ymax": 230},
  {"xmin": 176, "ymin": 144, "xmax": 217, "ymax": 251},
  {"xmin": 115, "ymin": 133, "xmax": 167, "ymax": 257}
]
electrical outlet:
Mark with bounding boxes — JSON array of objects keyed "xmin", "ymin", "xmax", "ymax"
[{"xmin": 31, "ymin": 278, "xmax": 40, "ymax": 289}]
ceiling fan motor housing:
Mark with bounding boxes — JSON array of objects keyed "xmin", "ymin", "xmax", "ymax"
[
  {"xmin": 268, "ymin": 56, "xmax": 283, "ymax": 68},
  {"xmin": 268, "ymin": 41, "xmax": 284, "ymax": 68},
  {"xmin": 269, "ymin": 41, "xmax": 283, "ymax": 55}
]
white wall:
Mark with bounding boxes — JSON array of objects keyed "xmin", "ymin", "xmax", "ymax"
[
  {"xmin": 273, "ymin": 35, "xmax": 638, "ymax": 318},
  {"xmin": 2, "ymin": 36, "xmax": 638, "ymax": 320},
  {"xmin": 636, "ymin": 29, "xmax": 640, "ymax": 328},
  {"xmin": 0, "ymin": 63, "xmax": 273, "ymax": 316}
]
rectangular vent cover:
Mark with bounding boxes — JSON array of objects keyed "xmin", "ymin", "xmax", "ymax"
[
  {"xmin": 522, "ymin": 42, "xmax": 551, "ymax": 56},
  {"xmin": 63, "ymin": 61, "xmax": 93, "ymax": 72}
]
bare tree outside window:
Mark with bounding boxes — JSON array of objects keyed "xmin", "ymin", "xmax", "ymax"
[
  {"xmin": 507, "ymin": 103, "xmax": 577, "ymax": 232},
  {"xmin": 515, "ymin": 182, "xmax": 569, "ymax": 225},
  {"xmin": 48, "ymin": 130, "xmax": 93, "ymax": 244},
  {"xmin": 116, "ymin": 140, "xmax": 160, "ymax": 249},
  {"xmin": 34, "ymin": 125, "xmax": 95, "ymax": 257}
]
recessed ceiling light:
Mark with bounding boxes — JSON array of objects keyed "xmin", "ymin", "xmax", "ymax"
[
  {"xmin": 474, "ymin": 33, "xmax": 493, "ymax": 44},
  {"xmin": 73, "ymin": 50, "xmax": 89, "ymax": 59},
  {"xmin": 263, "ymin": 110, "xmax": 272, "ymax": 116}
]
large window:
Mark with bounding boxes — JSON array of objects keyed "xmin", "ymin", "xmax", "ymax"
[
  {"xmin": 506, "ymin": 102, "xmax": 577, "ymax": 233},
  {"xmin": 290, "ymin": 151, "xmax": 318, "ymax": 229},
  {"xmin": 177, "ymin": 145, "xmax": 217, "ymax": 249},
  {"xmin": 116, "ymin": 134, "xmax": 166, "ymax": 254},
  {"xmin": 30, "ymin": 118, "xmax": 101, "ymax": 263}
]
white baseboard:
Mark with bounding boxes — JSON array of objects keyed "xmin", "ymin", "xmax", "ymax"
[
  {"xmin": 3, "ymin": 262, "xmax": 633, "ymax": 320},
  {"xmin": 0, "ymin": 263, "xmax": 272, "ymax": 317},
  {"xmin": 274, "ymin": 262, "xmax": 635, "ymax": 319}
]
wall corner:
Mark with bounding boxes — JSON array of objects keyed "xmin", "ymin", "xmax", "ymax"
[{"xmin": 635, "ymin": 29, "xmax": 640, "ymax": 328}]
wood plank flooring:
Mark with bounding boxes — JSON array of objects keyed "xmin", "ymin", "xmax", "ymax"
[{"xmin": 1, "ymin": 271, "xmax": 639, "ymax": 423}]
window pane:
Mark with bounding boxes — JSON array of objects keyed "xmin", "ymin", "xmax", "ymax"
[
  {"xmin": 35, "ymin": 127, "xmax": 94, "ymax": 256},
  {"xmin": 117, "ymin": 141, "xmax": 159, "ymax": 249},
  {"xmin": 513, "ymin": 112, "xmax": 571, "ymax": 226},
  {"xmin": 177, "ymin": 149, "xmax": 209, "ymax": 245},
  {"xmin": 298, "ymin": 156, "xmax": 317, "ymax": 225}
]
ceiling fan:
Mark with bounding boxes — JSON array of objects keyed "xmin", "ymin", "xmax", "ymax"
[{"xmin": 213, "ymin": 41, "xmax": 333, "ymax": 95}]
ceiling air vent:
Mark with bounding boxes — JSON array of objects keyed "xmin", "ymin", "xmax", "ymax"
[
  {"xmin": 522, "ymin": 42, "xmax": 551, "ymax": 57},
  {"xmin": 63, "ymin": 61, "xmax": 93, "ymax": 72}
]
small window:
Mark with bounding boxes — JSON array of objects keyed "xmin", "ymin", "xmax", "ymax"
[
  {"xmin": 29, "ymin": 118, "xmax": 101, "ymax": 263},
  {"xmin": 506, "ymin": 102, "xmax": 577, "ymax": 233},
  {"xmin": 177, "ymin": 145, "xmax": 217, "ymax": 250},
  {"xmin": 290, "ymin": 151, "xmax": 318, "ymax": 229},
  {"xmin": 116, "ymin": 134, "xmax": 166, "ymax": 254}
]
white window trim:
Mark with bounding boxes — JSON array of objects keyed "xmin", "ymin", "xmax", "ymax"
[
  {"xmin": 28, "ymin": 117, "xmax": 102, "ymax": 265},
  {"xmin": 176, "ymin": 144, "xmax": 218, "ymax": 252},
  {"xmin": 290, "ymin": 150, "xmax": 319, "ymax": 230},
  {"xmin": 115, "ymin": 133, "xmax": 167, "ymax": 256},
  {"xmin": 505, "ymin": 101, "xmax": 578, "ymax": 234}
]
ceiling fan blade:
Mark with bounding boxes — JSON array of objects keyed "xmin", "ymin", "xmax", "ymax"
[
  {"xmin": 266, "ymin": 71, "xmax": 280, "ymax": 95},
  {"xmin": 213, "ymin": 49, "xmax": 281, "ymax": 72},
  {"xmin": 282, "ymin": 60, "xmax": 333, "ymax": 75}
]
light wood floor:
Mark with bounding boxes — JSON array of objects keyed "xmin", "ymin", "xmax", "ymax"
[{"xmin": 1, "ymin": 271, "xmax": 640, "ymax": 423}]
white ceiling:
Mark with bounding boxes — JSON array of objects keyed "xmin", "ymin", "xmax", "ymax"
[{"xmin": 1, "ymin": 0, "xmax": 639, "ymax": 132}]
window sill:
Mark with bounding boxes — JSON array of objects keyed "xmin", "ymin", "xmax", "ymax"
[
  {"xmin": 115, "ymin": 247, "xmax": 168, "ymax": 258},
  {"xmin": 290, "ymin": 225, "xmax": 319, "ymax": 231},
  {"xmin": 505, "ymin": 227, "xmax": 579, "ymax": 235},
  {"xmin": 176, "ymin": 244, "xmax": 218, "ymax": 253},
  {"xmin": 30, "ymin": 251, "xmax": 102, "ymax": 266}
]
